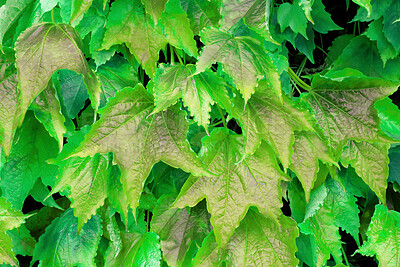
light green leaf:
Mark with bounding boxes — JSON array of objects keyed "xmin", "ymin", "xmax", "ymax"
[
  {"xmin": 32, "ymin": 208, "xmax": 102, "ymax": 267},
  {"xmin": 195, "ymin": 27, "xmax": 280, "ymax": 103},
  {"xmin": 277, "ymin": 2, "xmax": 308, "ymax": 38},
  {"xmin": 230, "ymin": 81, "xmax": 314, "ymax": 168},
  {"xmin": 159, "ymin": 0, "xmax": 198, "ymax": 57},
  {"xmin": 181, "ymin": 0, "xmax": 220, "ymax": 35},
  {"xmin": 151, "ymin": 196, "xmax": 211, "ymax": 266},
  {"xmin": 193, "ymin": 208, "xmax": 299, "ymax": 266},
  {"xmin": 0, "ymin": 50, "xmax": 19, "ymax": 158},
  {"xmin": 366, "ymin": 18, "xmax": 397, "ymax": 64},
  {"xmin": 15, "ymin": 22, "xmax": 101, "ymax": 123},
  {"xmin": 141, "ymin": 0, "xmax": 168, "ymax": 23},
  {"xmin": 68, "ymin": 84, "xmax": 208, "ymax": 217},
  {"xmin": 340, "ymin": 140, "xmax": 390, "ymax": 205},
  {"xmin": 74, "ymin": 6, "xmax": 106, "ymax": 38},
  {"xmin": 56, "ymin": 69, "xmax": 88, "ymax": 119},
  {"xmin": 153, "ymin": 63, "xmax": 229, "ymax": 129},
  {"xmin": 50, "ymin": 153, "xmax": 109, "ymax": 232},
  {"xmin": 0, "ymin": 197, "xmax": 27, "ymax": 266},
  {"xmin": 29, "ymin": 178, "xmax": 63, "ymax": 209},
  {"xmin": 290, "ymin": 131, "xmax": 337, "ymax": 201},
  {"xmin": 357, "ymin": 204, "xmax": 400, "ymax": 266},
  {"xmin": 0, "ymin": 0, "xmax": 33, "ymax": 50},
  {"xmin": 101, "ymin": 0, "xmax": 167, "ymax": 77},
  {"xmin": 352, "ymin": 0, "xmax": 372, "ymax": 17},
  {"xmin": 96, "ymin": 55, "xmax": 139, "ymax": 108},
  {"xmin": 175, "ymin": 128, "xmax": 289, "ymax": 248},
  {"xmin": 297, "ymin": 0, "xmax": 314, "ymax": 23},
  {"xmin": 30, "ymin": 81, "xmax": 66, "ymax": 151},
  {"xmin": 0, "ymin": 113, "xmax": 58, "ymax": 210},
  {"xmin": 70, "ymin": 0, "xmax": 94, "ymax": 23},
  {"xmin": 305, "ymin": 72, "xmax": 398, "ymax": 149},
  {"xmin": 105, "ymin": 231, "xmax": 161, "ymax": 267}
]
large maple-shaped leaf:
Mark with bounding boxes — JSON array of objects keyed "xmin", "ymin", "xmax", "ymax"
[
  {"xmin": 30, "ymin": 81, "xmax": 67, "ymax": 151},
  {"xmin": 193, "ymin": 208, "xmax": 299, "ymax": 266},
  {"xmin": 221, "ymin": 0, "xmax": 276, "ymax": 43},
  {"xmin": 15, "ymin": 22, "xmax": 100, "ymax": 123},
  {"xmin": 290, "ymin": 131, "xmax": 337, "ymax": 201},
  {"xmin": 340, "ymin": 140, "xmax": 389, "ymax": 204},
  {"xmin": 304, "ymin": 72, "xmax": 398, "ymax": 148},
  {"xmin": 101, "ymin": 0, "xmax": 167, "ymax": 77},
  {"xmin": 50, "ymin": 153, "xmax": 109, "ymax": 232},
  {"xmin": 195, "ymin": 27, "xmax": 280, "ymax": 102},
  {"xmin": 159, "ymin": 0, "xmax": 198, "ymax": 57},
  {"xmin": 181, "ymin": 0, "xmax": 220, "ymax": 35},
  {"xmin": 32, "ymin": 208, "xmax": 102, "ymax": 267},
  {"xmin": 153, "ymin": 63, "xmax": 230, "ymax": 129},
  {"xmin": 105, "ymin": 231, "xmax": 161, "ymax": 266},
  {"xmin": 230, "ymin": 81, "xmax": 314, "ymax": 168},
  {"xmin": 0, "ymin": 197, "xmax": 28, "ymax": 266},
  {"xmin": 0, "ymin": 113, "xmax": 58, "ymax": 210},
  {"xmin": 0, "ymin": 50, "xmax": 19, "ymax": 158},
  {"xmin": 175, "ymin": 128, "xmax": 289, "ymax": 248},
  {"xmin": 68, "ymin": 84, "xmax": 207, "ymax": 216},
  {"xmin": 357, "ymin": 204, "xmax": 400, "ymax": 266},
  {"xmin": 151, "ymin": 196, "xmax": 211, "ymax": 266}
]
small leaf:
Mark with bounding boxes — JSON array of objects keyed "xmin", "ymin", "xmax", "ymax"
[
  {"xmin": 181, "ymin": 0, "xmax": 220, "ymax": 35},
  {"xmin": 195, "ymin": 27, "xmax": 280, "ymax": 103},
  {"xmin": 277, "ymin": 2, "xmax": 308, "ymax": 39},
  {"xmin": 340, "ymin": 140, "xmax": 389, "ymax": 205},
  {"xmin": 175, "ymin": 128, "xmax": 289, "ymax": 248},
  {"xmin": 352, "ymin": 0, "xmax": 372, "ymax": 17},
  {"xmin": 141, "ymin": 0, "xmax": 168, "ymax": 23},
  {"xmin": 357, "ymin": 204, "xmax": 400, "ymax": 266},
  {"xmin": 310, "ymin": 0, "xmax": 342, "ymax": 34},
  {"xmin": 7, "ymin": 225, "xmax": 35, "ymax": 257},
  {"xmin": 32, "ymin": 208, "xmax": 102, "ymax": 267},
  {"xmin": 16, "ymin": 22, "xmax": 101, "ymax": 123},
  {"xmin": 68, "ymin": 84, "xmax": 208, "ymax": 216},
  {"xmin": 70, "ymin": 0, "xmax": 94, "ymax": 23}
]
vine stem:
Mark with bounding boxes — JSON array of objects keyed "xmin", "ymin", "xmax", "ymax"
[
  {"xmin": 341, "ymin": 245, "xmax": 350, "ymax": 266},
  {"xmin": 217, "ymin": 105, "xmax": 228, "ymax": 128},
  {"xmin": 287, "ymin": 67, "xmax": 311, "ymax": 91},
  {"xmin": 173, "ymin": 47, "xmax": 184, "ymax": 65}
]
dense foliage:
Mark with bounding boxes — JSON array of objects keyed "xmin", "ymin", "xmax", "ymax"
[{"xmin": 1, "ymin": 0, "xmax": 400, "ymax": 266}]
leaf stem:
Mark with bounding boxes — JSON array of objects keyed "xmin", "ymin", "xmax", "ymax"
[
  {"xmin": 287, "ymin": 67, "xmax": 310, "ymax": 91},
  {"xmin": 341, "ymin": 245, "xmax": 350, "ymax": 266},
  {"xmin": 217, "ymin": 105, "xmax": 228, "ymax": 128},
  {"xmin": 173, "ymin": 47, "xmax": 184, "ymax": 65},
  {"xmin": 169, "ymin": 44, "xmax": 174, "ymax": 64},
  {"xmin": 51, "ymin": 9, "xmax": 56, "ymax": 24}
]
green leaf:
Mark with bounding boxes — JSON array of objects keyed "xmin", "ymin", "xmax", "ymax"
[
  {"xmin": 69, "ymin": 84, "xmax": 208, "ymax": 216},
  {"xmin": 357, "ymin": 204, "xmax": 400, "ymax": 266},
  {"xmin": 0, "ymin": 51, "xmax": 19, "ymax": 158},
  {"xmin": 105, "ymin": 231, "xmax": 161, "ymax": 267},
  {"xmin": 96, "ymin": 55, "xmax": 139, "ymax": 108},
  {"xmin": 70, "ymin": 0, "xmax": 94, "ymax": 23},
  {"xmin": 193, "ymin": 208, "xmax": 299, "ymax": 266},
  {"xmin": 304, "ymin": 72, "xmax": 398, "ymax": 149},
  {"xmin": 101, "ymin": 0, "xmax": 167, "ymax": 76},
  {"xmin": 175, "ymin": 128, "xmax": 289, "ymax": 248},
  {"xmin": 231, "ymin": 81, "xmax": 314, "ymax": 168},
  {"xmin": 30, "ymin": 81, "xmax": 66, "ymax": 151},
  {"xmin": 32, "ymin": 208, "xmax": 102, "ymax": 267},
  {"xmin": 366, "ymin": 18, "xmax": 397, "ymax": 64},
  {"xmin": 75, "ymin": 6, "xmax": 106, "ymax": 38},
  {"xmin": 340, "ymin": 140, "xmax": 390, "ymax": 205},
  {"xmin": 352, "ymin": 0, "xmax": 372, "ymax": 17},
  {"xmin": 7, "ymin": 224, "xmax": 35, "ymax": 257},
  {"xmin": 153, "ymin": 63, "xmax": 229, "ymax": 129},
  {"xmin": 29, "ymin": 178, "xmax": 63, "ymax": 209},
  {"xmin": 290, "ymin": 131, "xmax": 336, "ymax": 201},
  {"xmin": 310, "ymin": 0, "xmax": 342, "ymax": 34},
  {"xmin": 151, "ymin": 196, "xmax": 211, "ymax": 266},
  {"xmin": 0, "ymin": 197, "xmax": 27, "ymax": 266},
  {"xmin": 297, "ymin": 0, "xmax": 314, "ymax": 23},
  {"xmin": 0, "ymin": 113, "xmax": 58, "ymax": 209},
  {"xmin": 141, "ymin": 0, "xmax": 168, "ymax": 23},
  {"xmin": 376, "ymin": 97, "xmax": 400, "ymax": 140},
  {"xmin": 277, "ymin": 2, "xmax": 308, "ymax": 39},
  {"xmin": 15, "ymin": 22, "xmax": 101, "ymax": 123},
  {"xmin": 56, "ymin": 69, "xmax": 89, "ymax": 119},
  {"xmin": 0, "ymin": 0, "xmax": 33, "ymax": 50},
  {"xmin": 50, "ymin": 153, "xmax": 109, "ymax": 232},
  {"xmin": 195, "ymin": 27, "xmax": 280, "ymax": 102},
  {"xmin": 159, "ymin": 0, "xmax": 198, "ymax": 57},
  {"xmin": 181, "ymin": 0, "xmax": 220, "ymax": 35},
  {"xmin": 382, "ymin": 0, "xmax": 400, "ymax": 53}
]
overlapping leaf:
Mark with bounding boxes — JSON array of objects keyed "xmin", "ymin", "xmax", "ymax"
[
  {"xmin": 101, "ymin": 0, "xmax": 167, "ymax": 76},
  {"xmin": 193, "ymin": 208, "xmax": 299, "ymax": 266},
  {"xmin": 15, "ymin": 22, "xmax": 101, "ymax": 122},
  {"xmin": 68, "ymin": 84, "xmax": 207, "ymax": 216},
  {"xmin": 153, "ymin": 63, "xmax": 229, "ymax": 129},
  {"xmin": 195, "ymin": 27, "xmax": 281, "ymax": 102},
  {"xmin": 175, "ymin": 128, "xmax": 289, "ymax": 248},
  {"xmin": 181, "ymin": 0, "xmax": 220, "ymax": 35}
]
